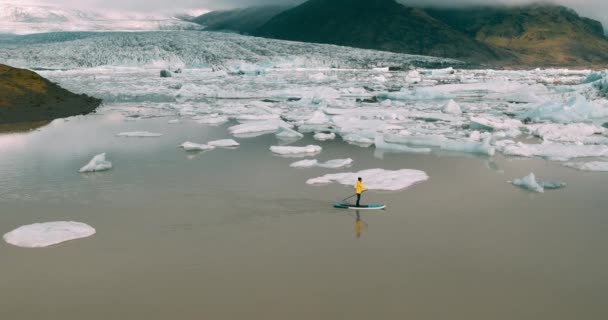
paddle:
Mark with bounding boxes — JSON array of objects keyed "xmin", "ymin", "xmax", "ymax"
[{"xmin": 341, "ymin": 190, "xmax": 366, "ymax": 203}]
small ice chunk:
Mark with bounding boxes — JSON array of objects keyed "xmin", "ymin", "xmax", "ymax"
[
  {"xmin": 208, "ymin": 139, "xmax": 240, "ymax": 148},
  {"xmin": 79, "ymin": 153, "xmax": 112, "ymax": 173},
  {"xmin": 290, "ymin": 158, "xmax": 353, "ymax": 169},
  {"xmin": 270, "ymin": 145, "xmax": 322, "ymax": 155},
  {"xmin": 314, "ymin": 132, "xmax": 336, "ymax": 141},
  {"xmin": 511, "ymin": 173, "xmax": 545, "ymax": 193},
  {"xmin": 442, "ymin": 100, "xmax": 462, "ymax": 115},
  {"xmin": 116, "ymin": 131, "xmax": 163, "ymax": 138},
  {"xmin": 168, "ymin": 119, "xmax": 181, "ymax": 124},
  {"xmin": 306, "ymin": 168, "xmax": 428, "ymax": 191},
  {"xmin": 3, "ymin": 222, "xmax": 96, "ymax": 248},
  {"xmin": 180, "ymin": 142, "xmax": 215, "ymax": 152},
  {"xmin": 563, "ymin": 161, "xmax": 608, "ymax": 172},
  {"xmin": 510, "ymin": 173, "xmax": 566, "ymax": 193}
]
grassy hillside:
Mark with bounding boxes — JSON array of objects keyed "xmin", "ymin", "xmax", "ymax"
[
  {"xmin": 425, "ymin": 5, "xmax": 608, "ymax": 67},
  {"xmin": 0, "ymin": 64, "xmax": 101, "ymax": 124}
]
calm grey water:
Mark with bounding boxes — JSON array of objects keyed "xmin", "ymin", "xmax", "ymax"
[{"xmin": 1, "ymin": 113, "xmax": 607, "ymax": 320}]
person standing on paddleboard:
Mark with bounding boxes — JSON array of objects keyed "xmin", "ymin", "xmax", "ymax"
[{"xmin": 355, "ymin": 177, "xmax": 368, "ymax": 207}]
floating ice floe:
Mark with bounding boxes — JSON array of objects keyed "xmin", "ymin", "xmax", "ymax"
[
  {"xmin": 563, "ymin": 161, "xmax": 608, "ymax": 172},
  {"xmin": 208, "ymin": 139, "xmax": 240, "ymax": 148},
  {"xmin": 510, "ymin": 173, "xmax": 566, "ymax": 193},
  {"xmin": 519, "ymin": 94, "xmax": 608, "ymax": 123},
  {"xmin": 290, "ymin": 158, "xmax": 353, "ymax": 169},
  {"xmin": 180, "ymin": 142, "xmax": 215, "ymax": 152},
  {"xmin": 270, "ymin": 145, "xmax": 322, "ymax": 155},
  {"xmin": 194, "ymin": 114, "xmax": 230, "ymax": 125},
  {"xmin": 527, "ymin": 123, "xmax": 606, "ymax": 143},
  {"xmin": 469, "ymin": 115, "xmax": 522, "ymax": 132},
  {"xmin": 276, "ymin": 126, "xmax": 304, "ymax": 141},
  {"xmin": 374, "ymin": 135, "xmax": 432, "ymax": 154},
  {"xmin": 307, "ymin": 168, "xmax": 429, "ymax": 191},
  {"xmin": 3, "ymin": 221, "xmax": 96, "ymax": 248},
  {"xmin": 79, "ymin": 153, "xmax": 112, "ymax": 173},
  {"xmin": 499, "ymin": 141, "xmax": 608, "ymax": 161},
  {"xmin": 383, "ymin": 133, "xmax": 495, "ymax": 156},
  {"xmin": 228, "ymin": 120, "xmax": 284, "ymax": 138},
  {"xmin": 168, "ymin": 119, "xmax": 181, "ymax": 124},
  {"xmin": 313, "ymin": 132, "xmax": 336, "ymax": 141},
  {"xmin": 442, "ymin": 99, "xmax": 462, "ymax": 115},
  {"xmin": 116, "ymin": 131, "xmax": 163, "ymax": 137}
]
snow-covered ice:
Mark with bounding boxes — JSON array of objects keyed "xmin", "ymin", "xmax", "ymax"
[
  {"xmin": 307, "ymin": 168, "xmax": 429, "ymax": 191},
  {"xmin": 563, "ymin": 161, "xmax": 608, "ymax": 172},
  {"xmin": 180, "ymin": 142, "xmax": 215, "ymax": 152},
  {"xmin": 3, "ymin": 222, "xmax": 96, "ymax": 248},
  {"xmin": 79, "ymin": 153, "xmax": 112, "ymax": 173},
  {"xmin": 374, "ymin": 135, "xmax": 432, "ymax": 154},
  {"xmin": 270, "ymin": 145, "xmax": 322, "ymax": 155},
  {"xmin": 313, "ymin": 132, "xmax": 336, "ymax": 141},
  {"xmin": 116, "ymin": 131, "xmax": 163, "ymax": 138},
  {"xmin": 208, "ymin": 139, "xmax": 240, "ymax": 148},
  {"xmin": 290, "ymin": 158, "xmax": 353, "ymax": 169}
]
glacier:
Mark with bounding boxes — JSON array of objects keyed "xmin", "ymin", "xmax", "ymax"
[
  {"xmin": 1, "ymin": 31, "xmax": 607, "ymax": 170},
  {"xmin": 0, "ymin": 2, "xmax": 204, "ymax": 35}
]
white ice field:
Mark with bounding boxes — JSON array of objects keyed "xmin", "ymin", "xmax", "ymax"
[{"xmin": 2, "ymin": 31, "xmax": 608, "ymax": 174}]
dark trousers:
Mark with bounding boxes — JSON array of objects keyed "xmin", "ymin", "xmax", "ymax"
[{"xmin": 356, "ymin": 193, "xmax": 361, "ymax": 207}]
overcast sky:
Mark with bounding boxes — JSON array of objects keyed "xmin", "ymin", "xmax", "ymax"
[{"xmin": 21, "ymin": 0, "xmax": 608, "ymax": 29}]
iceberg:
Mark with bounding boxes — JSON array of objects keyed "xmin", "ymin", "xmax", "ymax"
[
  {"xmin": 563, "ymin": 161, "xmax": 608, "ymax": 172},
  {"xmin": 180, "ymin": 142, "xmax": 215, "ymax": 152},
  {"xmin": 116, "ymin": 131, "xmax": 163, "ymax": 137},
  {"xmin": 313, "ymin": 132, "xmax": 336, "ymax": 141},
  {"xmin": 3, "ymin": 222, "xmax": 96, "ymax": 248},
  {"xmin": 208, "ymin": 139, "xmax": 240, "ymax": 148},
  {"xmin": 306, "ymin": 168, "xmax": 429, "ymax": 191},
  {"xmin": 79, "ymin": 153, "xmax": 112, "ymax": 173},
  {"xmin": 290, "ymin": 158, "xmax": 353, "ymax": 169},
  {"xmin": 270, "ymin": 145, "xmax": 322, "ymax": 155}
]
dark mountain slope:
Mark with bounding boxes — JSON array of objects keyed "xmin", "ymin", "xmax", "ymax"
[
  {"xmin": 191, "ymin": 5, "xmax": 292, "ymax": 35},
  {"xmin": 255, "ymin": 0, "xmax": 509, "ymax": 63}
]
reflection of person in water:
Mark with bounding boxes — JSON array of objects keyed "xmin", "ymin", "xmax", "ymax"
[{"xmin": 355, "ymin": 211, "xmax": 368, "ymax": 238}]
